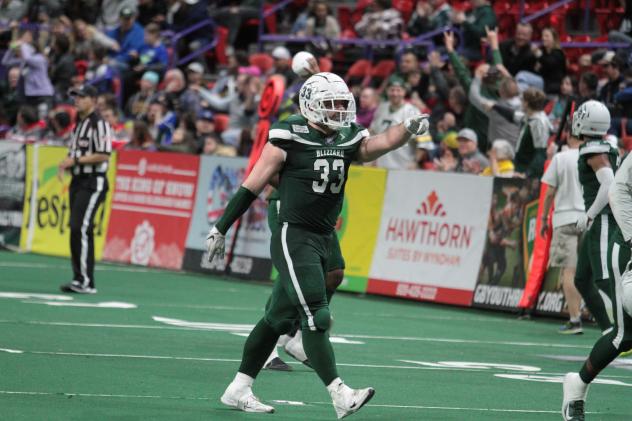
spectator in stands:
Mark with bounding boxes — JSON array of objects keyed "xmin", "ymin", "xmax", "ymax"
[
  {"xmin": 451, "ymin": 0, "xmax": 496, "ymax": 61},
  {"xmin": 445, "ymin": 28, "xmax": 503, "ymax": 152},
  {"xmin": 599, "ymin": 53, "xmax": 625, "ymax": 115},
  {"xmin": 49, "ymin": 33, "xmax": 76, "ymax": 103},
  {"xmin": 423, "ymin": 51, "xmax": 453, "ymax": 108},
  {"xmin": 407, "ymin": 0, "xmax": 452, "ymax": 36},
  {"xmin": 84, "ymin": 43, "xmax": 116, "ymax": 94},
  {"xmin": 45, "ymin": 108, "xmax": 75, "ymax": 146},
  {"xmin": 481, "ymin": 139, "xmax": 515, "ymax": 177},
  {"xmin": 0, "ymin": 1, "xmax": 26, "ymax": 26},
  {"xmin": 415, "ymin": 134, "xmax": 437, "ymax": 170},
  {"xmin": 304, "ymin": 0, "xmax": 341, "ymax": 56},
  {"xmin": 447, "ymin": 85, "xmax": 466, "ymax": 127},
  {"xmin": 430, "ymin": 111, "xmax": 457, "ymax": 144},
  {"xmin": 161, "ymin": 67, "xmax": 186, "ymax": 111},
  {"xmin": 492, "ymin": 87, "xmax": 551, "ymax": 179},
  {"xmin": 469, "ymin": 63, "xmax": 521, "ymax": 150},
  {"xmin": 137, "ymin": 0, "xmax": 167, "ymax": 26},
  {"xmin": 549, "ymin": 75, "xmax": 574, "ymax": 131},
  {"xmin": 194, "ymin": 108, "xmax": 218, "ymax": 152},
  {"xmin": 134, "ymin": 22, "xmax": 168, "ymax": 77},
  {"xmin": 96, "ymin": 93, "xmax": 119, "ymax": 114},
  {"xmin": 1, "ymin": 30, "xmax": 54, "ymax": 117},
  {"xmin": 354, "ymin": 0, "xmax": 403, "ymax": 41},
  {"xmin": 0, "ymin": 65, "xmax": 20, "ymax": 126},
  {"xmin": 106, "ymin": 6, "xmax": 145, "ymax": 71},
  {"xmin": 169, "ymin": 0, "xmax": 214, "ymax": 54},
  {"xmin": 125, "ymin": 70, "xmax": 159, "ymax": 119},
  {"xmin": 100, "ymin": 0, "xmax": 139, "ymax": 30},
  {"xmin": 199, "ymin": 72, "xmax": 260, "ymax": 148},
  {"xmin": 356, "ymin": 87, "xmax": 379, "ymax": 128},
  {"xmin": 125, "ymin": 119, "xmax": 157, "ymax": 151},
  {"xmin": 540, "ymin": 133, "xmax": 585, "ymax": 334},
  {"xmin": 534, "ymin": 27, "xmax": 566, "ymax": 95},
  {"xmin": 433, "ymin": 131, "xmax": 460, "ymax": 171},
  {"xmin": 371, "ymin": 76, "xmax": 421, "ymax": 169},
  {"xmin": 159, "ymin": 124, "xmax": 197, "ymax": 154},
  {"xmin": 6, "ymin": 105, "xmax": 44, "ymax": 142},
  {"xmin": 614, "ymin": 68, "xmax": 632, "ymax": 120},
  {"xmin": 270, "ymin": 46, "xmax": 295, "ymax": 86},
  {"xmin": 101, "ymin": 105, "xmax": 129, "ymax": 142},
  {"xmin": 73, "ymin": 19, "xmax": 120, "ymax": 60},
  {"xmin": 202, "ymin": 133, "xmax": 237, "ymax": 157},
  {"xmin": 209, "ymin": 0, "xmax": 258, "ymax": 47},
  {"xmin": 180, "ymin": 62, "xmax": 207, "ymax": 115},
  {"xmin": 147, "ymin": 96, "xmax": 177, "ymax": 145},
  {"xmin": 454, "ymin": 128, "xmax": 489, "ymax": 174},
  {"xmin": 499, "ymin": 22, "xmax": 536, "ymax": 76}
]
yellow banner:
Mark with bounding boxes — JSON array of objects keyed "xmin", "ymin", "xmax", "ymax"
[
  {"xmin": 20, "ymin": 145, "xmax": 117, "ymax": 260},
  {"xmin": 337, "ymin": 165, "xmax": 387, "ymax": 292}
]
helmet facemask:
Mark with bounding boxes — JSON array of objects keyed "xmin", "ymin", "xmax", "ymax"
[
  {"xmin": 299, "ymin": 72, "xmax": 356, "ymax": 131},
  {"xmin": 313, "ymin": 93, "xmax": 356, "ymax": 130}
]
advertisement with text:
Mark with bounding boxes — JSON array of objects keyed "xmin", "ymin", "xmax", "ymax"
[
  {"xmin": 103, "ymin": 150, "xmax": 198, "ymax": 270},
  {"xmin": 367, "ymin": 171, "xmax": 493, "ymax": 306}
]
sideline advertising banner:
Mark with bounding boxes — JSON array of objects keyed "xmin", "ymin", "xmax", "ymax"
[
  {"xmin": 102, "ymin": 151, "xmax": 198, "ymax": 270},
  {"xmin": 337, "ymin": 166, "xmax": 387, "ymax": 293},
  {"xmin": 367, "ymin": 171, "xmax": 493, "ymax": 306},
  {"xmin": 20, "ymin": 145, "xmax": 116, "ymax": 259},
  {"xmin": 182, "ymin": 156, "xmax": 272, "ymax": 279},
  {"xmin": 0, "ymin": 142, "xmax": 26, "ymax": 248},
  {"xmin": 472, "ymin": 177, "xmax": 541, "ymax": 311}
]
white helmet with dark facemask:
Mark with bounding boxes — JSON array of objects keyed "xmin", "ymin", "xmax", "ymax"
[
  {"xmin": 299, "ymin": 72, "xmax": 356, "ymax": 131},
  {"xmin": 571, "ymin": 100, "xmax": 611, "ymax": 138}
]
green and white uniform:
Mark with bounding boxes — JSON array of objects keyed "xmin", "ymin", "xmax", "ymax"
[
  {"xmin": 264, "ymin": 115, "xmax": 367, "ymax": 333},
  {"xmin": 575, "ymin": 139, "xmax": 618, "ymax": 332},
  {"xmin": 268, "ymin": 189, "xmax": 345, "ymax": 272}
]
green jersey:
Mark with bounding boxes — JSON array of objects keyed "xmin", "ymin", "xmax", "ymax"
[
  {"xmin": 268, "ymin": 115, "xmax": 368, "ymax": 234},
  {"xmin": 578, "ymin": 139, "xmax": 619, "ymax": 215}
]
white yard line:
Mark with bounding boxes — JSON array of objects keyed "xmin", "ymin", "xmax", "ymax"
[{"xmin": 0, "ymin": 390, "xmax": 602, "ymax": 415}]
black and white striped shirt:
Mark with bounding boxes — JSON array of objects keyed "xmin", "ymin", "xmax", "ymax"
[{"xmin": 69, "ymin": 111, "xmax": 112, "ymax": 176}]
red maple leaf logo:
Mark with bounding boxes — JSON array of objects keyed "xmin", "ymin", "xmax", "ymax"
[{"xmin": 416, "ymin": 190, "xmax": 447, "ymax": 217}]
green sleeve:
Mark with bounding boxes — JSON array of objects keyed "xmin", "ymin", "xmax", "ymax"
[
  {"xmin": 448, "ymin": 51, "xmax": 472, "ymax": 89},
  {"xmin": 491, "ymin": 48, "xmax": 503, "ymax": 66},
  {"xmin": 526, "ymin": 148, "xmax": 547, "ymax": 179},
  {"xmin": 215, "ymin": 186, "xmax": 258, "ymax": 234}
]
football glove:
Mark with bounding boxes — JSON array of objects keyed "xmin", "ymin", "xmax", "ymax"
[
  {"xmin": 576, "ymin": 214, "xmax": 592, "ymax": 233},
  {"xmin": 206, "ymin": 226, "xmax": 225, "ymax": 262},
  {"xmin": 404, "ymin": 114, "xmax": 430, "ymax": 136}
]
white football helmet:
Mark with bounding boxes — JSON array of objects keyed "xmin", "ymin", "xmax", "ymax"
[
  {"xmin": 299, "ymin": 72, "xmax": 355, "ymax": 130},
  {"xmin": 571, "ymin": 100, "xmax": 611, "ymax": 138}
]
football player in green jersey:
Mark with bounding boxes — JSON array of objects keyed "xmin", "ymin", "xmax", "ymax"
[
  {"xmin": 206, "ymin": 72, "xmax": 429, "ymax": 418},
  {"xmin": 571, "ymin": 100, "xmax": 618, "ymax": 338},
  {"xmin": 562, "ymin": 101, "xmax": 632, "ymax": 420}
]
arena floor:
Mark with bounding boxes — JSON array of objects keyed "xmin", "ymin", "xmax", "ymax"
[{"xmin": 0, "ymin": 251, "xmax": 630, "ymax": 420}]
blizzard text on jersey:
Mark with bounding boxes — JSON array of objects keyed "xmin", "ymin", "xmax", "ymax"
[{"xmin": 315, "ymin": 149, "xmax": 344, "ymax": 158}]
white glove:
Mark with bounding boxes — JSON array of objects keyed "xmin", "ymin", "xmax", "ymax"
[
  {"xmin": 206, "ymin": 226, "xmax": 225, "ymax": 262},
  {"xmin": 576, "ymin": 214, "xmax": 592, "ymax": 233},
  {"xmin": 404, "ymin": 114, "xmax": 430, "ymax": 136}
]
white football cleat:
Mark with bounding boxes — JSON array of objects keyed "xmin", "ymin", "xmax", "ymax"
[
  {"xmin": 220, "ymin": 382, "xmax": 275, "ymax": 414},
  {"xmin": 562, "ymin": 372, "xmax": 588, "ymax": 420},
  {"xmin": 284, "ymin": 331, "xmax": 312, "ymax": 368},
  {"xmin": 329, "ymin": 381, "xmax": 375, "ymax": 419}
]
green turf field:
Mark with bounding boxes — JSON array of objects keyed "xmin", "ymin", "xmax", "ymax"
[{"xmin": 0, "ymin": 251, "xmax": 630, "ymax": 420}]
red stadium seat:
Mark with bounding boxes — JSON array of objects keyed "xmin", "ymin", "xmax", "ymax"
[
  {"xmin": 249, "ymin": 53, "xmax": 274, "ymax": 74},
  {"xmin": 371, "ymin": 59, "xmax": 397, "ymax": 80},
  {"xmin": 345, "ymin": 59, "xmax": 372, "ymax": 86},
  {"xmin": 215, "ymin": 26, "xmax": 230, "ymax": 65},
  {"xmin": 318, "ymin": 56, "xmax": 333, "ymax": 73}
]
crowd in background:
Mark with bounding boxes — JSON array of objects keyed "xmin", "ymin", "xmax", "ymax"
[{"xmin": 0, "ymin": 0, "xmax": 631, "ymax": 179}]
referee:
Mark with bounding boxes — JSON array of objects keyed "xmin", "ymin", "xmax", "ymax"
[{"xmin": 58, "ymin": 85, "xmax": 112, "ymax": 294}]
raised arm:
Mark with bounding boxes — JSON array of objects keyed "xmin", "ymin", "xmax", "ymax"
[{"xmin": 356, "ymin": 114, "xmax": 429, "ymax": 162}]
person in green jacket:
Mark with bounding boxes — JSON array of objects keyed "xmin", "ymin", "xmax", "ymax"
[
  {"xmin": 443, "ymin": 27, "xmax": 502, "ymax": 152},
  {"xmin": 451, "ymin": 0, "xmax": 498, "ymax": 61}
]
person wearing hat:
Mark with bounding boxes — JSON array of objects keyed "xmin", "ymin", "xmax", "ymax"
[
  {"xmin": 58, "ymin": 85, "xmax": 112, "ymax": 294},
  {"xmin": 454, "ymin": 127, "xmax": 489, "ymax": 174},
  {"xmin": 125, "ymin": 70, "xmax": 160, "ymax": 119},
  {"xmin": 370, "ymin": 75, "xmax": 421, "ymax": 169},
  {"xmin": 180, "ymin": 61, "xmax": 207, "ymax": 115},
  {"xmin": 136, "ymin": 22, "xmax": 168, "ymax": 77},
  {"xmin": 415, "ymin": 134, "xmax": 436, "ymax": 170},
  {"xmin": 106, "ymin": 6, "xmax": 145, "ymax": 70},
  {"xmin": 270, "ymin": 46, "xmax": 295, "ymax": 86}
]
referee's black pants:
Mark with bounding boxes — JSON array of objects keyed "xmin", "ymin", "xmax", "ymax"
[{"xmin": 69, "ymin": 175, "xmax": 108, "ymax": 288}]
